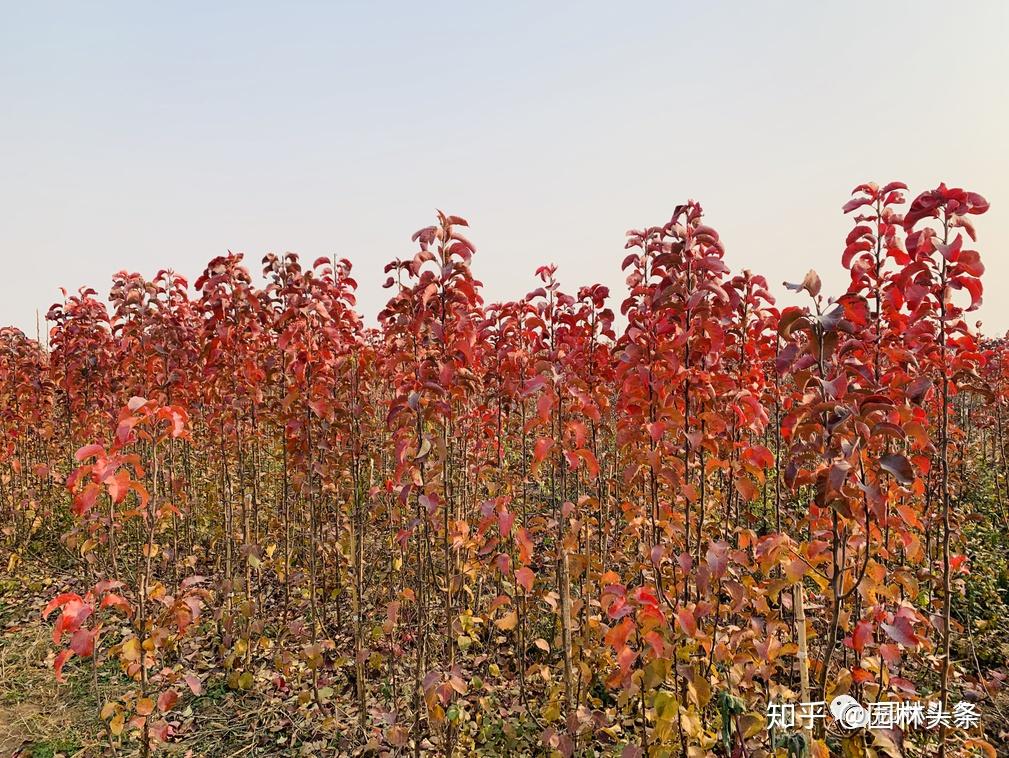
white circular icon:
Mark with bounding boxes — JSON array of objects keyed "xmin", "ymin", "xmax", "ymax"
[{"xmin": 830, "ymin": 695, "xmax": 869, "ymax": 729}]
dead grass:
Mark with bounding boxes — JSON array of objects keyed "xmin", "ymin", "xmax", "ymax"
[
  {"xmin": 0, "ymin": 611, "xmax": 98, "ymax": 757},
  {"xmin": 0, "ymin": 569, "xmax": 350, "ymax": 757}
]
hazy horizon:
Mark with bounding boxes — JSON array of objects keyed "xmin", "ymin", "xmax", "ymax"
[{"xmin": 3, "ymin": 2, "xmax": 1009, "ymax": 336}]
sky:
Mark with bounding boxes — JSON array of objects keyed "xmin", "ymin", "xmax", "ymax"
[{"xmin": 2, "ymin": 2, "xmax": 1009, "ymax": 338}]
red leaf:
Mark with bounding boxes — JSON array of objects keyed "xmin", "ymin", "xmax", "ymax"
[
  {"xmin": 576, "ymin": 448, "xmax": 600, "ymax": 478},
  {"xmin": 42, "ymin": 593, "xmax": 83, "ymax": 619},
  {"xmin": 498, "ymin": 509, "xmax": 515, "ymax": 538},
  {"xmin": 72, "ymin": 482, "xmax": 101, "ymax": 516},
  {"xmin": 115, "ymin": 415, "xmax": 140, "ymax": 444},
  {"xmin": 53, "ymin": 649, "xmax": 73, "ymax": 683},
  {"xmin": 75, "ymin": 444, "xmax": 104, "ymax": 462},
  {"xmin": 100, "ymin": 593, "xmax": 132, "ymax": 615},
  {"xmin": 107, "ymin": 470, "xmax": 130, "ymax": 504},
  {"xmin": 742, "ymin": 445, "xmax": 774, "ymax": 470},
  {"xmin": 851, "ymin": 667, "xmax": 874, "ymax": 684},
  {"xmin": 843, "ymin": 196, "xmax": 872, "ymax": 214},
  {"xmin": 734, "ymin": 477, "xmax": 756, "ymax": 502},
  {"xmin": 148, "ymin": 719, "xmax": 172, "ymax": 742},
  {"xmin": 880, "ymin": 453, "xmax": 914, "ymax": 485},
  {"xmin": 515, "ymin": 528, "xmax": 534, "ymax": 564},
  {"xmin": 958, "ymin": 275, "xmax": 982, "ymax": 311},
  {"xmin": 881, "ymin": 617, "xmax": 919, "ymax": 648},
  {"xmin": 69, "ymin": 628, "xmax": 96, "ymax": 657},
  {"xmin": 515, "ymin": 567, "xmax": 535, "ymax": 593},
  {"xmin": 536, "ymin": 393, "xmax": 552, "ymax": 423},
  {"xmin": 157, "ymin": 688, "xmax": 179, "ymax": 712},
  {"xmin": 852, "ymin": 620, "xmax": 873, "ymax": 655},
  {"xmin": 705, "ymin": 541, "xmax": 729, "ymax": 580},
  {"xmin": 533, "ymin": 437, "xmax": 553, "ymax": 464},
  {"xmin": 879, "ymin": 643, "xmax": 902, "ymax": 665},
  {"xmin": 604, "ymin": 617, "xmax": 634, "ymax": 650},
  {"xmin": 879, "ymin": 645, "xmax": 904, "ymax": 662}
]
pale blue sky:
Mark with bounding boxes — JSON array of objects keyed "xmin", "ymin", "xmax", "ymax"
[{"xmin": 3, "ymin": 2, "xmax": 1008, "ymax": 335}]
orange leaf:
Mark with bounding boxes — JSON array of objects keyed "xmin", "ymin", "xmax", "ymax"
[
  {"xmin": 964, "ymin": 739, "xmax": 997, "ymax": 758},
  {"xmin": 676, "ymin": 608, "xmax": 698, "ymax": 638},
  {"xmin": 515, "ymin": 566, "xmax": 535, "ymax": 593}
]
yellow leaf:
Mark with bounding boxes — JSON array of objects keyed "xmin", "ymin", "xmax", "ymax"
[
  {"xmin": 543, "ymin": 701, "xmax": 560, "ymax": 722},
  {"xmin": 840, "ymin": 736, "xmax": 867, "ymax": 758},
  {"xmin": 495, "ymin": 611, "xmax": 518, "ymax": 631},
  {"xmin": 869, "ymin": 729, "xmax": 903, "ymax": 758},
  {"xmin": 687, "ymin": 673, "xmax": 711, "ymax": 708},
  {"xmin": 654, "ymin": 690, "xmax": 677, "ymax": 721},
  {"xmin": 827, "ymin": 667, "xmax": 852, "ymax": 699},
  {"xmin": 136, "ymin": 697, "xmax": 154, "ymax": 716},
  {"xmin": 109, "ymin": 712, "xmax": 125, "ymax": 736},
  {"xmin": 739, "ymin": 712, "xmax": 765, "ymax": 738},
  {"xmin": 680, "ymin": 707, "xmax": 703, "ymax": 738},
  {"xmin": 121, "ymin": 637, "xmax": 141, "ymax": 662}
]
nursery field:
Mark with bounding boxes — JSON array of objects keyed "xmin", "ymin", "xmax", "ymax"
[{"xmin": 1, "ymin": 182, "xmax": 1008, "ymax": 757}]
